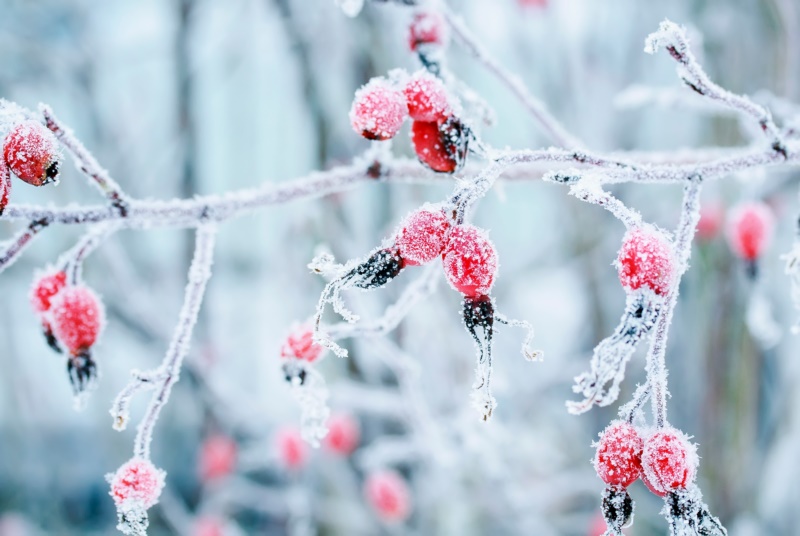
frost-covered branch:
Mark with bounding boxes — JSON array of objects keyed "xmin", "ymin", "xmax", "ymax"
[
  {"xmin": 0, "ymin": 217, "xmax": 50, "ymax": 275},
  {"xmin": 60, "ymin": 222, "xmax": 120, "ymax": 284},
  {"xmin": 568, "ymin": 179, "xmax": 643, "ymax": 229}
]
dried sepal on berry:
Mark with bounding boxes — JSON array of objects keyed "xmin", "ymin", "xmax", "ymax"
[
  {"xmin": 349, "ymin": 78, "xmax": 407, "ymax": 141},
  {"xmin": 616, "ymin": 227, "xmax": 675, "ymax": 296},
  {"xmin": 404, "ymin": 70, "xmax": 451, "ymax": 123},
  {"xmin": 442, "ymin": 225, "xmax": 498, "ymax": 297},
  {"xmin": 410, "ymin": 117, "xmax": 469, "ymax": 173},
  {"xmin": 601, "ymin": 486, "xmax": 634, "ymax": 536},
  {"xmin": 394, "ymin": 205, "xmax": 451, "ymax": 266},
  {"xmin": 408, "ymin": 11, "xmax": 448, "ymax": 52},
  {"xmin": 594, "ymin": 421, "xmax": 643, "ymax": 489},
  {"xmin": 663, "ymin": 485, "xmax": 727, "ymax": 536},
  {"xmin": 364, "ymin": 470, "xmax": 412, "ymax": 523},
  {"xmin": 463, "ymin": 294, "xmax": 497, "ymax": 420},
  {"xmin": 0, "ymin": 157, "xmax": 10, "ymax": 214},
  {"xmin": 641, "ymin": 427, "xmax": 698, "ymax": 496},
  {"xmin": 3, "ymin": 120, "xmax": 61, "ymax": 186}
]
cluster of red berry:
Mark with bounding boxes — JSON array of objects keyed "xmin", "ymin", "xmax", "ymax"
[
  {"xmin": 1, "ymin": 119, "xmax": 62, "ymax": 212},
  {"xmin": 30, "ymin": 269, "xmax": 105, "ymax": 396}
]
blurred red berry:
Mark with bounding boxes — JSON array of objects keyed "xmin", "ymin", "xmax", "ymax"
[
  {"xmin": 696, "ymin": 203, "xmax": 724, "ymax": 241},
  {"xmin": 109, "ymin": 458, "xmax": 166, "ymax": 509},
  {"xmin": 275, "ymin": 426, "xmax": 308, "ymax": 471},
  {"xmin": 199, "ymin": 434, "xmax": 237, "ymax": 482},
  {"xmin": 616, "ymin": 228, "xmax": 674, "ymax": 296},
  {"xmin": 50, "ymin": 286, "xmax": 104, "ymax": 355},
  {"xmin": 364, "ymin": 470, "xmax": 412, "ymax": 522},
  {"xmin": 3, "ymin": 120, "xmax": 61, "ymax": 186},
  {"xmin": 30, "ymin": 270, "xmax": 67, "ymax": 315},
  {"xmin": 408, "ymin": 11, "xmax": 448, "ymax": 52},
  {"xmin": 404, "ymin": 71, "xmax": 450, "ymax": 123},
  {"xmin": 410, "ymin": 118, "xmax": 467, "ymax": 173},
  {"xmin": 442, "ymin": 225, "xmax": 498, "ymax": 297},
  {"xmin": 324, "ymin": 414, "xmax": 360, "ymax": 456},
  {"xmin": 594, "ymin": 421, "xmax": 643, "ymax": 489},
  {"xmin": 193, "ymin": 516, "xmax": 224, "ymax": 536},
  {"xmin": 395, "ymin": 206, "xmax": 451, "ymax": 266},
  {"xmin": 519, "ymin": 0, "xmax": 548, "ymax": 7},
  {"xmin": 280, "ymin": 323, "xmax": 324, "ymax": 363},
  {"xmin": 726, "ymin": 201, "xmax": 775, "ymax": 261},
  {"xmin": 349, "ymin": 78, "xmax": 406, "ymax": 141},
  {"xmin": 641, "ymin": 427, "xmax": 698, "ymax": 495}
]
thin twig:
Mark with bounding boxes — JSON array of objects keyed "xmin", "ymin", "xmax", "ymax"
[{"xmin": 0, "ymin": 218, "xmax": 50, "ymax": 275}]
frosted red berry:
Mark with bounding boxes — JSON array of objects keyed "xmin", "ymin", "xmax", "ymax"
[
  {"xmin": 408, "ymin": 11, "xmax": 448, "ymax": 52},
  {"xmin": 3, "ymin": 120, "xmax": 61, "ymax": 186},
  {"xmin": 395, "ymin": 206, "xmax": 451, "ymax": 266},
  {"xmin": 109, "ymin": 458, "xmax": 166, "ymax": 508},
  {"xmin": 280, "ymin": 323, "xmax": 324, "ymax": 363},
  {"xmin": 364, "ymin": 470, "xmax": 412, "ymax": 522},
  {"xmin": 350, "ymin": 79, "xmax": 406, "ymax": 141},
  {"xmin": 404, "ymin": 71, "xmax": 450, "ymax": 123},
  {"xmin": 324, "ymin": 413, "xmax": 360, "ymax": 456},
  {"xmin": 50, "ymin": 286, "xmax": 104, "ymax": 355},
  {"xmin": 30, "ymin": 270, "xmax": 67, "ymax": 315},
  {"xmin": 594, "ymin": 421, "xmax": 643, "ymax": 489},
  {"xmin": 410, "ymin": 119, "xmax": 467, "ymax": 173},
  {"xmin": 726, "ymin": 201, "xmax": 775, "ymax": 261},
  {"xmin": 616, "ymin": 228, "xmax": 674, "ymax": 296},
  {"xmin": 641, "ymin": 427, "xmax": 698, "ymax": 495},
  {"xmin": 199, "ymin": 434, "xmax": 237, "ymax": 482},
  {"xmin": 442, "ymin": 225, "xmax": 498, "ymax": 297},
  {"xmin": 0, "ymin": 157, "xmax": 10, "ymax": 214},
  {"xmin": 275, "ymin": 426, "xmax": 308, "ymax": 471}
]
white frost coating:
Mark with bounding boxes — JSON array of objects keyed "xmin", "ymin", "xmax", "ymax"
[
  {"xmin": 287, "ymin": 366, "xmax": 331, "ymax": 448},
  {"xmin": 115, "ymin": 501, "xmax": 149, "ymax": 536},
  {"xmin": 569, "ymin": 178, "xmax": 643, "ymax": 229},
  {"xmin": 335, "ymin": 0, "xmax": 364, "ymax": 17},
  {"xmin": 661, "ymin": 485, "xmax": 727, "ymax": 535}
]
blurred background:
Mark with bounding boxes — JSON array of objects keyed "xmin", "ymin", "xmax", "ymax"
[{"xmin": 1, "ymin": 0, "xmax": 800, "ymax": 534}]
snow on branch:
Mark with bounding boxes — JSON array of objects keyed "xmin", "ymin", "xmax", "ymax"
[{"xmin": 0, "ymin": 217, "xmax": 50, "ymax": 275}]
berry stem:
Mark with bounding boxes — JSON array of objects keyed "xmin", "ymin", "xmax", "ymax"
[
  {"xmin": 60, "ymin": 223, "xmax": 121, "ymax": 285},
  {"xmin": 0, "ymin": 217, "xmax": 50, "ymax": 276}
]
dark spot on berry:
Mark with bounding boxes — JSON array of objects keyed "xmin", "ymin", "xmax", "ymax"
[{"xmin": 45, "ymin": 160, "xmax": 60, "ymax": 181}]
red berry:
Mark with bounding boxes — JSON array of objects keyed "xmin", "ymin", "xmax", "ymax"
[
  {"xmin": 404, "ymin": 71, "xmax": 450, "ymax": 123},
  {"xmin": 364, "ymin": 470, "xmax": 412, "ymax": 522},
  {"xmin": 442, "ymin": 225, "xmax": 498, "ymax": 297},
  {"xmin": 349, "ymin": 78, "xmax": 406, "ymax": 141},
  {"xmin": 199, "ymin": 434, "xmax": 237, "ymax": 482},
  {"xmin": 0, "ymin": 157, "xmax": 10, "ymax": 214},
  {"xmin": 410, "ymin": 119, "xmax": 467, "ymax": 173},
  {"xmin": 395, "ymin": 206, "xmax": 451, "ymax": 266},
  {"xmin": 193, "ymin": 517, "xmax": 224, "ymax": 536},
  {"xmin": 616, "ymin": 228, "xmax": 674, "ymax": 296},
  {"xmin": 518, "ymin": 0, "xmax": 548, "ymax": 7},
  {"xmin": 726, "ymin": 201, "xmax": 775, "ymax": 261},
  {"xmin": 275, "ymin": 426, "xmax": 308, "ymax": 471},
  {"xmin": 109, "ymin": 458, "xmax": 166, "ymax": 508},
  {"xmin": 696, "ymin": 203, "xmax": 724, "ymax": 241},
  {"xmin": 3, "ymin": 120, "xmax": 61, "ymax": 186},
  {"xmin": 594, "ymin": 421, "xmax": 643, "ymax": 489},
  {"xmin": 408, "ymin": 11, "xmax": 448, "ymax": 52},
  {"xmin": 280, "ymin": 323, "xmax": 324, "ymax": 363},
  {"xmin": 30, "ymin": 270, "xmax": 67, "ymax": 315},
  {"xmin": 50, "ymin": 286, "xmax": 104, "ymax": 355},
  {"xmin": 641, "ymin": 427, "xmax": 698, "ymax": 495},
  {"xmin": 324, "ymin": 413, "xmax": 360, "ymax": 456}
]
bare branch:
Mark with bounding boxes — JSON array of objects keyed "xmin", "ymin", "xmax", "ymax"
[{"xmin": 0, "ymin": 218, "xmax": 50, "ymax": 275}]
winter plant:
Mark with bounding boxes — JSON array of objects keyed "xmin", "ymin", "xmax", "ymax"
[{"xmin": 1, "ymin": 1, "xmax": 798, "ymax": 534}]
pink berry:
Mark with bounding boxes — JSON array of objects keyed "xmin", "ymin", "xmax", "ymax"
[
  {"xmin": 193, "ymin": 516, "xmax": 224, "ymax": 536},
  {"xmin": 442, "ymin": 225, "xmax": 498, "ymax": 297},
  {"xmin": 199, "ymin": 434, "xmax": 237, "ymax": 482},
  {"xmin": 616, "ymin": 228, "xmax": 674, "ymax": 296},
  {"xmin": 726, "ymin": 201, "xmax": 775, "ymax": 261},
  {"xmin": 280, "ymin": 323, "xmax": 324, "ymax": 363},
  {"xmin": 30, "ymin": 270, "xmax": 67, "ymax": 315},
  {"xmin": 408, "ymin": 11, "xmax": 448, "ymax": 52},
  {"xmin": 519, "ymin": 0, "xmax": 548, "ymax": 7},
  {"xmin": 394, "ymin": 206, "xmax": 451, "ymax": 266},
  {"xmin": 0, "ymin": 157, "xmax": 10, "ymax": 214},
  {"xmin": 641, "ymin": 427, "xmax": 698, "ymax": 495},
  {"xmin": 696, "ymin": 203, "xmax": 724, "ymax": 241},
  {"xmin": 109, "ymin": 458, "xmax": 166, "ymax": 509},
  {"xmin": 404, "ymin": 71, "xmax": 450, "ymax": 123},
  {"xmin": 275, "ymin": 426, "xmax": 308, "ymax": 471},
  {"xmin": 594, "ymin": 421, "xmax": 643, "ymax": 489},
  {"xmin": 50, "ymin": 286, "xmax": 104, "ymax": 355},
  {"xmin": 588, "ymin": 512, "xmax": 608, "ymax": 536},
  {"xmin": 365, "ymin": 470, "xmax": 412, "ymax": 522},
  {"xmin": 349, "ymin": 79, "xmax": 406, "ymax": 141},
  {"xmin": 324, "ymin": 414, "xmax": 360, "ymax": 456},
  {"xmin": 3, "ymin": 120, "xmax": 61, "ymax": 186}
]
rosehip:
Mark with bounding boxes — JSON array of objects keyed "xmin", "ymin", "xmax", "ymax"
[
  {"xmin": 616, "ymin": 227, "xmax": 674, "ymax": 296},
  {"xmin": 109, "ymin": 458, "xmax": 166, "ymax": 509},
  {"xmin": 404, "ymin": 71, "xmax": 450, "ymax": 123},
  {"xmin": 0, "ymin": 157, "xmax": 10, "ymax": 214},
  {"xmin": 50, "ymin": 285, "xmax": 104, "ymax": 355},
  {"xmin": 280, "ymin": 323, "xmax": 324, "ymax": 363},
  {"xmin": 364, "ymin": 470, "xmax": 412, "ymax": 522},
  {"xmin": 594, "ymin": 421, "xmax": 643, "ymax": 489},
  {"xmin": 519, "ymin": 0, "xmax": 548, "ymax": 7},
  {"xmin": 410, "ymin": 118, "xmax": 468, "ymax": 173},
  {"xmin": 324, "ymin": 413, "xmax": 360, "ymax": 456},
  {"xmin": 349, "ymin": 78, "xmax": 406, "ymax": 141},
  {"xmin": 394, "ymin": 206, "xmax": 451, "ymax": 266},
  {"xmin": 696, "ymin": 203, "xmax": 724, "ymax": 241},
  {"xmin": 408, "ymin": 11, "xmax": 448, "ymax": 52},
  {"xmin": 193, "ymin": 516, "xmax": 224, "ymax": 536},
  {"xmin": 442, "ymin": 225, "xmax": 498, "ymax": 297},
  {"xmin": 275, "ymin": 426, "xmax": 308, "ymax": 471},
  {"xmin": 199, "ymin": 434, "xmax": 237, "ymax": 482},
  {"xmin": 726, "ymin": 201, "xmax": 775, "ymax": 261},
  {"xmin": 641, "ymin": 427, "xmax": 698, "ymax": 495},
  {"xmin": 3, "ymin": 120, "xmax": 61, "ymax": 186},
  {"xmin": 30, "ymin": 269, "xmax": 67, "ymax": 315}
]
